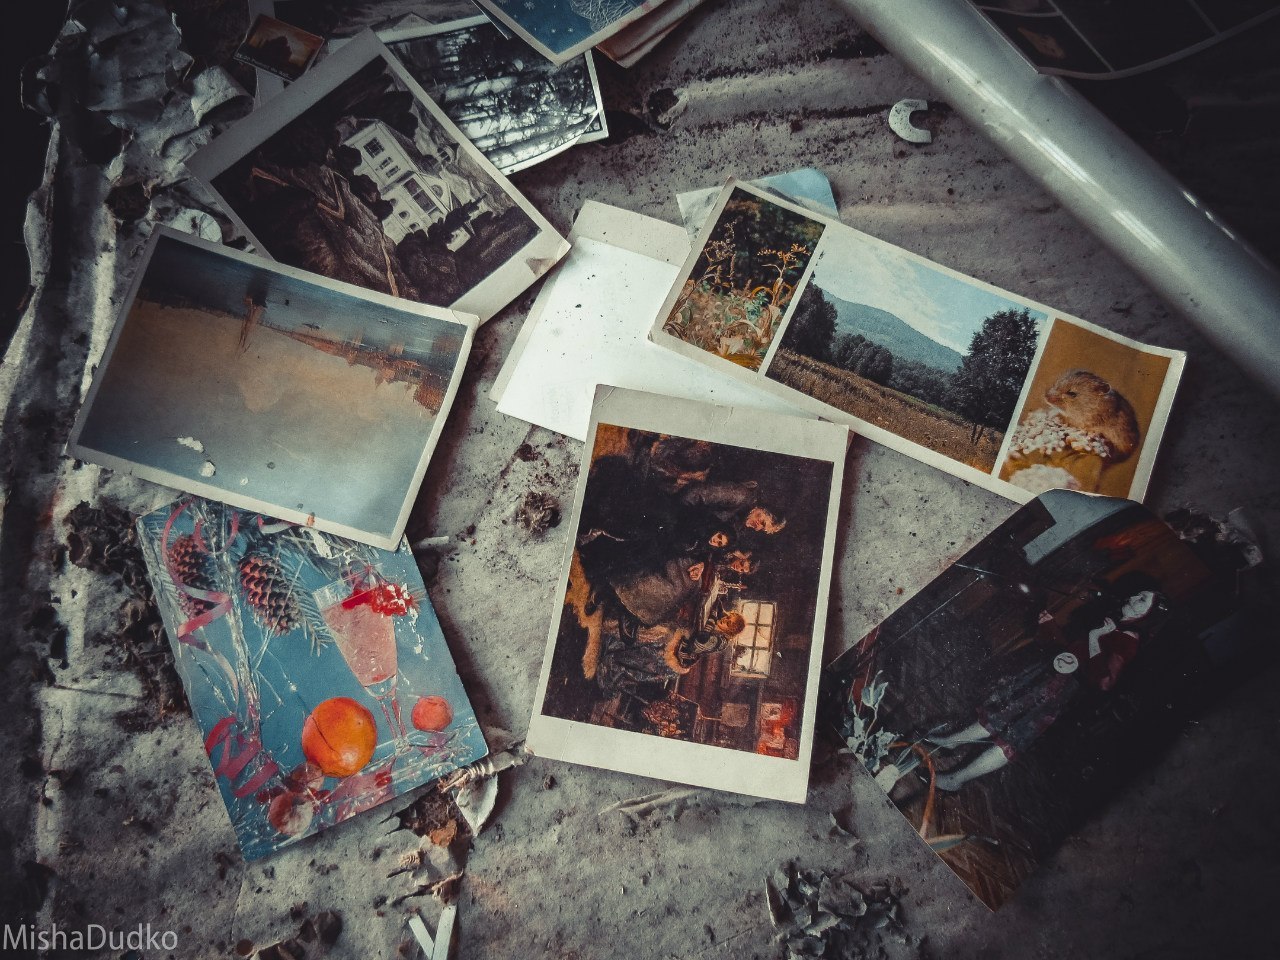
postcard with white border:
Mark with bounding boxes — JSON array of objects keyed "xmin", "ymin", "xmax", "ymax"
[
  {"xmin": 185, "ymin": 30, "xmax": 568, "ymax": 323},
  {"xmin": 377, "ymin": 16, "xmax": 608, "ymax": 175},
  {"xmin": 648, "ymin": 179, "xmax": 1186, "ymax": 504},
  {"xmin": 472, "ymin": 0, "xmax": 667, "ymax": 64},
  {"xmin": 527, "ymin": 387, "xmax": 848, "ymax": 803},
  {"xmin": 66, "ymin": 228, "xmax": 476, "ymax": 551}
]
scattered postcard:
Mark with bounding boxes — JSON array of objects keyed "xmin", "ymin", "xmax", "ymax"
[
  {"xmin": 66, "ymin": 228, "xmax": 475, "ymax": 550},
  {"xmin": 491, "ymin": 201, "xmax": 806, "ymax": 442},
  {"xmin": 821, "ymin": 489, "xmax": 1235, "ymax": 907},
  {"xmin": 595, "ymin": 0, "xmax": 707, "ymax": 66},
  {"xmin": 471, "ymin": 0, "xmax": 667, "ymax": 64},
  {"xmin": 649, "ymin": 179, "xmax": 1185, "ymax": 503},
  {"xmin": 527, "ymin": 387, "xmax": 847, "ymax": 803},
  {"xmin": 185, "ymin": 30, "xmax": 569, "ymax": 323},
  {"xmin": 236, "ymin": 13, "xmax": 325, "ymax": 81},
  {"xmin": 137, "ymin": 496, "xmax": 487, "ymax": 859},
  {"xmin": 378, "ymin": 16, "xmax": 607, "ymax": 174},
  {"xmin": 676, "ymin": 167, "xmax": 838, "ymax": 238}
]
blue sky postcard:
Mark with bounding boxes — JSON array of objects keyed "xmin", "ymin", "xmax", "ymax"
[
  {"xmin": 472, "ymin": 0, "xmax": 667, "ymax": 64},
  {"xmin": 137, "ymin": 495, "xmax": 487, "ymax": 859},
  {"xmin": 648, "ymin": 178, "xmax": 1186, "ymax": 504},
  {"xmin": 66, "ymin": 228, "xmax": 475, "ymax": 550}
]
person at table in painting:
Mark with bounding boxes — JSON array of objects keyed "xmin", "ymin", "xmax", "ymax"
[
  {"xmin": 594, "ymin": 607, "xmax": 748, "ymax": 697},
  {"xmin": 927, "ymin": 574, "xmax": 1168, "ymax": 792}
]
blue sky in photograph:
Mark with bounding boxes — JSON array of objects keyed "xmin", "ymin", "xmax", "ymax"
[
  {"xmin": 487, "ymin": 0, "xmax": 645, "ymax": 53},
  {"xmin": 811, "ymin": 230, "xmax": 1047, "ymax": 355}
]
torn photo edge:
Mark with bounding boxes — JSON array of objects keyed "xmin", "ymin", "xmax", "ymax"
[
  {"xmin": 65, "ymin": 226, "xmax": 478, "ymax": 551},
  {"xmin": 647, "ymin": 177, "xmax": 1186, "ymax": 504},
  {"xmin": 526, "ymin": 385, "xmax": 849, "ymax": 803},
  {"xmin": 184, "ymin": 29, "xmax": 569, "ymax": 323}
]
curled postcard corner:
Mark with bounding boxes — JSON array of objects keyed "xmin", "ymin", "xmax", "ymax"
[{"xmin": 676, "ymin": 167, "xmax": 839, "ymax": 237}]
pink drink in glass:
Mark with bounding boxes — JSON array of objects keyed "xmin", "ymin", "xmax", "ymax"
[{"xmin": 316, "ymin": 582, "xmax": 397, "ymax": 689}]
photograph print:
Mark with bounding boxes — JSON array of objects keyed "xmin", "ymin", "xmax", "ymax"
[
  {"xmin": 822, "ymin": 490, "xmax": 1223, "ymax": 908},
  {"xmin": 137, "ymin": 496, "xmax": 487, "ymax": 859},
  {"xmin": 656, "ymin": 184, "xmax": 825, "ymax": 371},
  {"xmin": 529, "ymin": 388, "xmax": 848, "ymax": 803},
  {"xmin": 383, "ymin": 16, "xmax": 607, "ymax": 175},
  {"xmin": 67, "ymin": 229, "xmax": 474, "ymax": 550},
  {"xmin": 187, "ymin": 31, "xmax": 567, "ymax": 322},
  {"xmin": 767, "ymin": 222, "xmax": 1047, "ymax": 474},
  {"xmin": 473, "ymin": 0, "xmax": 661, "ymax": 63},
  {"xmin": 997, "ymin": 316, "xmax": 1181, "ymax": 500}
]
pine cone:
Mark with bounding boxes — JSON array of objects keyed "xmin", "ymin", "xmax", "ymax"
[
  {"xmin": 238, "ymin": 550, "xmax": 300, "ymax": 635},
  {"xmin": 168, "ymin": 533, "xmax": 215, "ymax": 621}
]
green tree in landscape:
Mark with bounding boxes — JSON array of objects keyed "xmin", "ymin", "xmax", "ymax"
[
  {"xmin": 949, "ymin": 308, "xmax": 1040, "ymax": 443},
  {"xmin": 831, "ymin": 332, "xmax": 867, "ymax": 369},
  {"xmin": 784, "ymin": 286, "xmax": 837, "ymax": 361}
]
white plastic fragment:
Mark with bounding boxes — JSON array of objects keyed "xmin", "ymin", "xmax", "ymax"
[{"xmin": 888, "ymin": 98, "xmax": 932, "ymax": 144}]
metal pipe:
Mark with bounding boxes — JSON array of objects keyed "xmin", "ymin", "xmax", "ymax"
[{"xmin": 833, "ymin": 0, "xmax": 1280, "ymax": 398}]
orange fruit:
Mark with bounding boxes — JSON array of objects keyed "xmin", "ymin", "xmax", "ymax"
[
  {"xmin": 411, "ymin": 695, "xmax": 453, "ymax": 732},
  {"xmin": 301, "ymin": 697, "xmax": 377, "ymax": 778}
]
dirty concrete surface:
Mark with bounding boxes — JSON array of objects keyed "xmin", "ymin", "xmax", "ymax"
[{"xmin": 2, "ymin": 0, "xmax": 1278, "ymax": 957}]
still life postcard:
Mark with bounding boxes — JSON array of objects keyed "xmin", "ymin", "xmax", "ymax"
[
  {"xmin": 137, "ymin": 496, "xmax": 487, "ymax": 859},
  {"xmin": 66, "ymin": 228, "xmax": 474, "ymax": 550},
  {"xmin": 186, "ymin": 30, "xmax": 568, "ymax": 322},
  {"xmin": 648, "ymin": 179, "xmax": 1185, "ymax": 503},
  {"xmin": 471, "ymin": 0, "xmax": 667, "ymax": 64},
  {"xmin": 527, "ymin": 387, "xmax": 847, "ymax": 803},
  {"xmin": 822, "ymin": 490, "xmax": 1225, "ymax": 908},
  {"xmin": 379, "ymin": 15, "xmax": 607, "ymax": 174}
]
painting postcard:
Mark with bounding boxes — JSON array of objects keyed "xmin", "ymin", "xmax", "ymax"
[
  {"xmin": 821, "ymin": 490, "xmax": 1236, "ymax": 908},
  {"xmin": 235, "ymin": 13, "xmax": 326, "ymax": 82},
  {"xmin": 66, "ymin": 228, "xmax": 475, "ymax": 551},
  {"xmin": 648, "ymin": 179, "xmax": 1185, "ymax": 504},
  {"xmin": 376, "ymin": 16, "xmax": 607, "ymax": 175},
  {"xmin": 185, "ymin": 30, "xmax": 569, "ymax": 323},
  {"xmin": 136, "ymin": 496, "xmax": 487, "ymax": 859},
  {"xmin": 471, "ymin": 0, "xmax": 667, "ymax": 64},
  {"xmin": 527, "ymin": 387, "xmax": 848, "ymax": 803}
]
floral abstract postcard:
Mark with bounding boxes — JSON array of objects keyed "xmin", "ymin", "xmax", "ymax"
[
  {"xmin": 648, "ymin": 179, "xmax": 1185, "ymax": 503},
  {"xmin": 66, "ymin": 228, "xmax": 474, "ymax": 550},
  {"xmin": 471, "ymin": 0, "xmax": 668, "ymax": 64},
  {"xmin": 822, "ymin": 490, "xmax": 1227, "ymax": 908},
  {"xmin": 378, "ymin": 16, "xmax": 607, "ymax": 174},
  {"xmin": 186, "ymin": 30, "xmax": 568, "ymax": 323},
  {"xmin": 137, "ymin": 496, "xmax": 487, "ymax": 860},
  {"xmin": 527, "ymin": 387, "xmax": 848, "ymax": 803}
]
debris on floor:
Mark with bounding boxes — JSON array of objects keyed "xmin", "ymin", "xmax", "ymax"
[{"xmin": 766, "ymin": 864, "xmax": 911, "ymax": 960}]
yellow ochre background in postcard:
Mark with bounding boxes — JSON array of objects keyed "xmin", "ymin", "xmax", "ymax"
[{"xmin": 1004, "ymin": 320, "xmax": 1171, "ymax": 497}]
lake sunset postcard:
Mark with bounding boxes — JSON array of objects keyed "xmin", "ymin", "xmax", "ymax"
[{"xmin": 67, "ymin": 229, "xmax": 476, "ymax": 548}]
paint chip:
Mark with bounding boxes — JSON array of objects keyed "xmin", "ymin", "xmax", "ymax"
[
  {"xmin": 176, "ymin": 436, "xmax": 205, "ymax": 453},
  {"xmin": 200, "ymin": 460, "xmax": 216, "ymax": 477}
]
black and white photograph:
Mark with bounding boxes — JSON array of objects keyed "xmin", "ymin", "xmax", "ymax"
[
  {"xmin": 66, "ymin": 229, "xmax": 475, "ymax": 550},
  {"xmin": 382, "ymin": 16, "xmax": 607, "ymax": 174},
  {"xmin": 186, "ymin": 31, "xmax": 568, "ymax": 322}
]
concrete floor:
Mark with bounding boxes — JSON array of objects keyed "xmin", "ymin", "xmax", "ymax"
[{"xmin": 2, "ymin": 0, "xmax": 1278, "ymax": 957}]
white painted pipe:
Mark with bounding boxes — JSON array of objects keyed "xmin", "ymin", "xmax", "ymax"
[{"xmin": 833, "ymin": 0, "xmax": 1280, "ymax": 398}]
